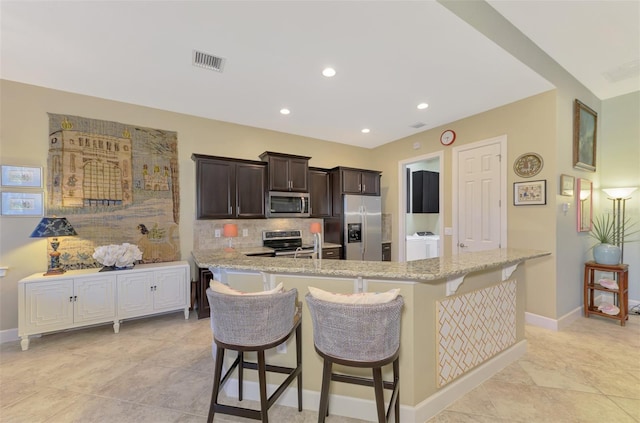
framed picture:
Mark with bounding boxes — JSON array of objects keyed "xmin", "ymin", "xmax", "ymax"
[
  {"xmin": 1, "ymin": 165, "xmax": 42, "ymax": 188},
  {"xmin": 1, "ymin": 192, "xmax": 44, "ymax": 216},
  {"xmin": 514, "ymin": 180, "xmax": 546, "ymax": 206},
  {"xmin": 573, "ymin": 99, "xmax": 597, "ymax": 172},
  {"xmin": 560, "ymin": 174, "xmax": 574, "ymax": 197}
]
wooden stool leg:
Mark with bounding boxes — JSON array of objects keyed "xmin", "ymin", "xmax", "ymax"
[
  {"xmin": 257, "ymin": 350, "xmax": 269, "ymax": 423},
  {"xmin": 208, "ymin": 347, "xmax": 225, "ymax": 423},
  {"xmin": 238, "ymin": 351, "xmax": 244, "ymax": 401},
  {"xmin": 393, "ymin": 357, "xmax": 400, "ymax": 423},
  {"xmin": 318, "ymin": 359, "xmax": 332, "ymax": 423},
  {"xmin": 296, "ymin": 324, "xmax": 303, "ymax": 411},
  {"xmin": 372, "ymin": 367, "xmax": 386, "ymax": 423}
]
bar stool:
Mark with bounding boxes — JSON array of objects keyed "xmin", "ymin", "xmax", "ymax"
[
  {"xmin": 306, "ymin": 293, "xmax": 403, "ymax": 423},
  {"xmin": 206, "ymin": 287, "xmax": 302, "ymax": 423}
]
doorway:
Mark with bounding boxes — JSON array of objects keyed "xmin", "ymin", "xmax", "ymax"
[{"xmin": 397, "ymin": 151, "xmax": 444, "ymax": 261}]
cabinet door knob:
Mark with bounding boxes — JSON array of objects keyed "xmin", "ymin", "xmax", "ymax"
[{"xmin": 69, "ymin": 296, "xmax": 73, "ymax": 302}]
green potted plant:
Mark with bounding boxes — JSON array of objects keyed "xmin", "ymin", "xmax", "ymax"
[{"xmin": 589, "ymin": 214, "xmax": 638, "ymax": 264}]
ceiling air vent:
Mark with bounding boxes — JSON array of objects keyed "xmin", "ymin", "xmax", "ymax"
[
  {"xmin": 410, "ymin": 122, "xmax": 426, "ymax": 129},
  {"xmin": 193, "ymin": 50, "xmax": 226, "ymax": 72},
  {"xmin": 602, "ymin": 59, "xmax": 639, "ymax": 83}
]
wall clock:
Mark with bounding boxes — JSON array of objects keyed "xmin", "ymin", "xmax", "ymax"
[
  {"xmin": 440, "ymin": 130, "xmax": 456, "ymax": 146},
  {"xmin": 513, "ymin": 152, "xmax": 543, "ymax": 178}
]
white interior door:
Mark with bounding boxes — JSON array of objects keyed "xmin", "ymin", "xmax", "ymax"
[{"xmin": 454, "ymin": 136, "xmax": 506, "ymax": 253}]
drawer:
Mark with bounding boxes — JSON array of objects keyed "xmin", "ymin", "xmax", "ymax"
[{"xmin": 322, "ymin": 248, "xmax": 341, "ymax": 260}]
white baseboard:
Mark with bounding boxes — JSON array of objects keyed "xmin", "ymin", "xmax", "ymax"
[
  {"xmin": 0, "ymin": 328, "xmax": 19, "ymax": 344},
  {"xmin": 525, "ymin": 294, "xmax": 640, "ymax": 331},
  {"xmin": 221, "ymin": 340, "xmax": 527, "ymax": 422},
  {"xmin": 525, "ymin": 305, "xmax": 582, "ymax": 331}
]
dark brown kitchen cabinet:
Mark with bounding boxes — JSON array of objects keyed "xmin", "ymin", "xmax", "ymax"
[
  {"xmin": 260, "ymin": 151, "xmax": 310, "ymax": 192},
  {"xmin": 196, "ymin": 268, "xmax": 213, "ymax": 319},
  {"xmin": 309, "ymin": 167, "xmax": 332, "ymax": 217},
  {"xmin": 412, "ymin": 170, "xmax": 439, "ymax": 213},
  {"xmin": 382, "ymin": 242, "xmax": 391, "ymax": 261},
  {"xmin": 322, "ymin": 246, "xmax": 341, "ymax": 260},
  {"xmin": 332, "ymin": 167, "xmax": 381, "ymax": 195},
  {"xmin": 192, "ymin": 154, "xmax": 266, "ymax": 219}
]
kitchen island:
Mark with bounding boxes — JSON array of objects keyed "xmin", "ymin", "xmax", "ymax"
[{"xmin": 192, "ymin": 248, "xmax": 549, "ymax": 422}]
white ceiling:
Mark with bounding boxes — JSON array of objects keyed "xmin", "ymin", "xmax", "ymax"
[{"xmin": 1, "ymin": 1, "xmax": 638, "ymax": 149}]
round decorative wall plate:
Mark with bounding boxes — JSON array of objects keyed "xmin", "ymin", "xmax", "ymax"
[{"xmin": 513, "ymin": 153, "xmax": 543, "ymax": 178}]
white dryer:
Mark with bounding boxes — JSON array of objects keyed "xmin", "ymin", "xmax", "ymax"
[{"xmin": 406, "ymin": 232, "xmax": 440, "ymax": 261}]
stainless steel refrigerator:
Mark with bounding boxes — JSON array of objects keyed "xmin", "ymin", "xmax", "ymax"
[{"xmin": 343, "ymin": 195, "xmax": 382, "ymax": 261}]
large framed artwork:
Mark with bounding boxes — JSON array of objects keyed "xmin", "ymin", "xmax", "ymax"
[
  {"xmin": 573, "ymin": 99, "xmax": 597, "ymax": 172},
  {"xmin": 47, "ymin": 114, "xmax": 180, "ymax": 269}
]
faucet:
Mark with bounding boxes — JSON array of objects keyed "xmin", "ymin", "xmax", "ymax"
[
  {"xmin": 313, "ymin": 232, "xmax": 322, "ymax": 260},
  {"xmin": 293, "ymin": 246, "xmax": 303, "ymax": 259}
]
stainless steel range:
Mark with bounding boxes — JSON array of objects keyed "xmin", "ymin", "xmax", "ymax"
[{"xmin": 263, "ymin": 229, "xmax": 316, "ymax": 258}]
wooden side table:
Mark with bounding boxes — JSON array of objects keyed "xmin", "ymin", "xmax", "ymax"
[{"xmin": 583, "ymin": 261, "xmax": 629, "ymax": 326}]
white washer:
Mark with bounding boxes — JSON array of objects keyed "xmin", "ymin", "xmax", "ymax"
[{"xmin": 406, "ymin": 233, "xmax": 440, "ymax": 261}]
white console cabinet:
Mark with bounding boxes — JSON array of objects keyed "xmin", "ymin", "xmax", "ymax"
[{"xmin": 18, "ymin": 261, "xmax": 190, "ymax": 351}]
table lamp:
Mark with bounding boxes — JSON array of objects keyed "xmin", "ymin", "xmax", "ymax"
[
  {"xmin": 30, "ymin": 217, "xmax": 78, "ymax": 276},
  {"xmin": 310, "ymin": 222, "xmax": 322, "ymax": 260},
  {"xmin": 223, "ymin": 223, "xmax": 238, "ymax": 251}
]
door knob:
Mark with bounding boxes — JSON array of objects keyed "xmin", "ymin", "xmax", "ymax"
[{"xmin": 459, "ymin": 243, "xmax": 467, "ymax": 248}]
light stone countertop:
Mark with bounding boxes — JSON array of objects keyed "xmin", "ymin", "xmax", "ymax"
[{"xmin": 192, "ymin": 248, "xmax": 550, "ymax": 282}]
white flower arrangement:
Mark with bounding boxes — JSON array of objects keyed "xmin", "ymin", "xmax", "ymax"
[{"xmin": 93, "ymin": 243, "xmax": 143, "ymax": 268}]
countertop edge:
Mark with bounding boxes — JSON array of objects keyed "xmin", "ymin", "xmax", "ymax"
[{"xmin": 192, "ymin": 248, "xmax": 551, "ymax": 282}]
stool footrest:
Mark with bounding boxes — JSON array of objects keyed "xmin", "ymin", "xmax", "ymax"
[{"xmin": 331, "ymin": 373, "xmax": 395, "ymax": 390}]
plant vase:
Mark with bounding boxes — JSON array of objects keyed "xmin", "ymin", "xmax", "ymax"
[{"xmin": 593, "ymin": 243, "xmax": 621, "ymax": 265}]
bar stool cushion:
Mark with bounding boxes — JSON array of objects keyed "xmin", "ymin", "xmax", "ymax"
[
  {"xmin": 308, "ymin": 286, "xmax": 400, "ymax": 305},
  {"xmin": 210, "ymin": 279, "xmax": 284, "ymax": 296}
]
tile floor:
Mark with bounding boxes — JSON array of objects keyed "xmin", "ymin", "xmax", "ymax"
[{"xmin": 1, "ymin": 311, "xmax": 638, "ymax": 422}]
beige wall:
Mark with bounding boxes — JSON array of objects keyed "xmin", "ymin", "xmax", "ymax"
[
  {"xmin": 0, "ymin": 80, "xmax": 375, "ymax": 331},
  {"xmin": 371, "ymin": 91, "xmax": 557, "ymax": 317}
]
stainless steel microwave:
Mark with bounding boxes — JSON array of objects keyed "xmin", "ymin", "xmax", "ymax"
[{"xmin": 267, "ymin": 191, "xmax": 310, "ymax": 218}]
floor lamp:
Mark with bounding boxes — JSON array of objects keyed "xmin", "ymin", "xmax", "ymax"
[{"xmin": 601, "ymin": 187, "xmax": 637, "ymax": 263}]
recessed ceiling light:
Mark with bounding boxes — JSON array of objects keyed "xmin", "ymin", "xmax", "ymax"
[
  {"xmin": 322, "ymin": 67, "xmax": 336, "ymax": 77},
  {"xmin": 280, "ymin": 108, "xmax": 290, "ymax": 115},
  {"xmin": 417, "ymin": 103, "xmax": 429, "ymax": 110},
  {"xmin": 361, "ymin": 128, "xmax": 370, "ymax": 134}
]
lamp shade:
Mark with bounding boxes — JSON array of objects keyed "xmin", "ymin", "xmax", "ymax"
[
  {"xmin": 602, "ymin": 187, "xmax": 637, "ymax": 199},
  {"xmin": 579, "ymin": 190, "xmax": 591, "ymax": 201},
  {"xmin": 223, "ymin": 223, "xmax": 238, "ymax": 238},
  {"xmin": 30, "ymin": 217, "xmax": 77, "ymax": 238},
  {"xmin": 310, "ymin": 222, "xmax": 322, "ymax": 234}
]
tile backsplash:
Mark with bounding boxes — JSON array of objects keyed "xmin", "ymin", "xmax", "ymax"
[
  {"xmin": 194, "ymin": 214, "xmax": 393, "ymax": 250},
  {"xmin": 194, "ymin": 218, "xmax": 323, "ymax": 250}
]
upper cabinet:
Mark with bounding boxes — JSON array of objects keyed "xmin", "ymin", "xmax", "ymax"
[
  {"xmin": 192, "ymin": 154, "xmax": 266, "ymax": 219},
  {"xmin": 332, "ymin": 167, "xmax": 381, "ymax": 195},
  {"xmin": 309, "ymin": 167, "xmax": 332, "ymax": 217},
  {"xmin": 412, "ymin": 170, "xmax": 439, "ymax": 213},
  {"xmin": 260, "ymin": 152, "xmax": 310, "ymax": 192}
]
